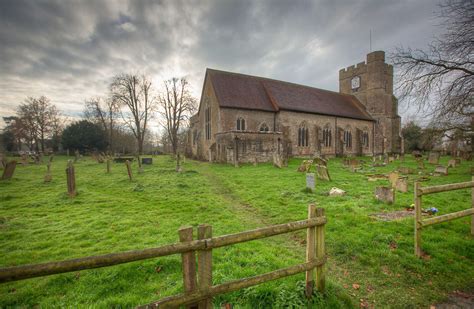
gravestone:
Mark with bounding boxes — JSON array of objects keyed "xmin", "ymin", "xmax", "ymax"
[
  {"xmin": 74, "ymin": 150, "xmax": 80, "ymax": 163},
  {"xmin": 137, "ymin": 155, "xmax": 143, "ymax": 173},
  {"xmin": 44, "ymin": 162, "xmax": 52, "ymax": 182},
  {"xmin": 125, "ymin": 160, "xmax": 133, "ymax": 181},
  {"xmin": 65, "ymin": 160, "xmax": 76, "ymax": 197},
  {"xmin": 395, "ymin": 177, "xmax": 408, "ymax": 193},
  {"xmin": 434, "ymin": 165, "xmax": 448, "ymax": 176},
  {"xmin": 176, "ymin": 154, "xmax": 182, "ymax": 173},
  {"xmin": 306, "ymin": 173, "xmax": 315, "ymax": 192},
  {"xmin": 21, "ymin": 154, "xmax": 28, "ymax": 165},
  {"xmin": 412, "ymin": 150, "xmax": 423, "ymax": 158},
  {"xmin": 375, "ymin": 186, "xmax": 395, "ymax": 204},
  {"xmin": 142, "ymin": 158, "xmax": 152, "ymax": 165},
  {"xmin": 388, "ymin": 156, "xmax": 395, "ymax": 163},
  {"xmin": 398, "ymin": 166, "xmax": 414, "ymax": 174},
  {"xmin": 428, "ymin": 152, "xmax": 440, "ymax": 164},
  {"xmin": 388, "ymin": 171, "xmax": 399, "ymax": 188},
  {"xmin": 316, "ymin": 164, "xmax": 331, "ymax": 181},
  {"xmin": 1, "ymin": 161, "xmax": 17, "ymax": 180},
  {"xmin": 313, "ymin": 156, "xmax": 327, "ymax": 167},
  {"xmin": 416, "ymin": 158, "xmax": 425, "ymax": 169},
  {"xmin": 106, "ymin": 159, "xmax": 111, "ymax": 173},
  {"xmin": 273, "ymin": 152, "xmax": 282, "ymax": 168},
  {"xmin": 448, "ymin": 159, "xmax": 457, "ymax": 168},
  {"xmin": 297, "ymin": 160, "xmax": 312, "ymax": 172}
]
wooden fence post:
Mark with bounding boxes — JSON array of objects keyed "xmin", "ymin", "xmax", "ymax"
[
  {"xmin": 471, "ymin": 176, "xmax": 474, "ymax": 236},
  {"xmin": 305, "ymin": 204, "xmax": 316, "ymax": 298},
  {"xmin": 198, "ymin": 225, "xmax": 212, "ymax": 309},
  {"xmin": 125, "ymin": 160, "xmax": 132, "ymax": 181},
  {"xmin": 106, "ymin": 159, "xmax": 111, "ymax": 174},
  {"xmin": 66, "ymin": 160, "xmax": 76, "ymax": 197},
  {"xmin": 414, "ymin": 182, "xmax": 422, "ymax": 257},
  {"xmin": 315, "ymin": 208, "xmax": 325, "ymax": 292},
  {"xmin": 179, "ymin": 226, "xmax": 198, "ymax": 309}
]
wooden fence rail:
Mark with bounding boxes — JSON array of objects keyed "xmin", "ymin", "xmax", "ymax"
[
  {"xmin": 414, "ymin": 177, "xmax": 474, "ymax": 257},
  {"xmin": 0, "ymin": 205, "xmax": 327, "ymax": 308}
]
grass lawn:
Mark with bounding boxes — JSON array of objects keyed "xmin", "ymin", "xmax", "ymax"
[{"xmin": 0, "ymin": 154, "xmax": 472, "ymax": 308}]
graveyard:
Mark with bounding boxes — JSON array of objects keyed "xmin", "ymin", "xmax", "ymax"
[{"xmin": 0, "ymin": 154, "xmax": 473, "ymax": 308}]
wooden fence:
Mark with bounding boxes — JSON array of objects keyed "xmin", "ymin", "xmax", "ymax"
[
  {"xmin": 0, "ymin": 204, "xmax": 326, "ymax": 308},
  {"xmin": 414, "ymin": 176, "xmax": 474, "ymax": 257}
]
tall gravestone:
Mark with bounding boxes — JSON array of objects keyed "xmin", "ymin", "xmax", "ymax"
[
  {"xmin": 306, "ymin": 173, "xmax": 315, "ymax": 192},
  {"xmin": 1, "ymin": 161, "xmax": 17, "ymax": 180},
  {"xmin": 66, "ymin": 160, "xmax": 76, "ymax": 197}
]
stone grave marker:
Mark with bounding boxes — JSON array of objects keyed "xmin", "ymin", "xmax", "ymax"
[
  {"xmin": 428, "ymin": 152, "xmax": 440, "ymax": 164},
  {"xmin": 306, "ymin": 173, "xmax": 315, "ymax": 192},
  {"xmin": 416, "ymin": 158, "xmax": 425, "ymax": 169},
  {"xmin": 398, "ymin": 166, "xmax": 414, "ymax": 174},
  {"xmin": 21, "ymin": 154, "xmax": 28, "ymax": 165},
  {"xmin": 297, "ymin": 160, "xmax": 312, "ymax": 172},
  {"xmin": 142, "ymin": 157, "xmax": 152, "ymax": 165},
  {"xmin": 388, "ymin": 156, "xmax": 395, "ymax": 163},
  {"xmin": 65, "ymin": 160, "xmax": 76, "ymax": 197},
  {"xmin": 375, "ymin": 186, "xmax": 395, "ymax": 204},
  {"xmin": 316, "ymin": 164, "xmax": 331, "ymax": 181},
  {"xmin": 434, "ymin": 165, "xmax": 448, "ymax": 176},
  {"xmin": 313, "ymin": 156, "xmax": 327, "ymax": 167},
  {"xmin": 44, "ymin": 162, "xmax": 52, "ymax": 182},
  {"xmin": 106, "ymin": 159, "xmax": 111, "ymax": 173},
  {"xmin": 125, "ymin": 160, "xmax": 133, "ymax": 181},
  {"xmin": 273, "ymin": 152, "xmax": 282, "ymax": 168},
  {"xmin": 1, "ymin": 161, "xmax": 17, "ymax": 180},
  {"xmin": 395, "ymin": 177, "xmax": 408, "ymax": 193},
  {"xmin": 74, "ymin": 150, "xmax": 80, "ymax": 163},
  {"xmin": 176, "ymin": 154, "xmax": 182, "ymax": 173},
  {"xmin": 448, "ymin": 159, "xmax": 456, "ymax": 168},
  {"xmin": 137, "ymin": 155, "xmax": 143, "ymax": 173},
  {"xmin": 388, "ymin": 171, "xmax": 399, "ymax": 188}
]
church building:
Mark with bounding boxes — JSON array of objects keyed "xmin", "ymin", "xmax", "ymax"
[{"xmin": 188, "ymin": 51, "xmax": 401, "ymax": 164}]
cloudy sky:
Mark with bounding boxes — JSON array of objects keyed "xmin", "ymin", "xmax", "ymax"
[{"xmin": 0, "ymin": 0, "xmax": 442, "ymax": 128}]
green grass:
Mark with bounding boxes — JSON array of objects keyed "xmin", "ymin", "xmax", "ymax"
[{"xmin": 0, "ymin": 155, "xmax": 472, "ymax": 308}]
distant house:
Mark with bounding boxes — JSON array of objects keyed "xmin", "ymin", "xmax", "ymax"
[{"xmin": 188, "ymin": 51, "xmax": 401, "ymax": 164}]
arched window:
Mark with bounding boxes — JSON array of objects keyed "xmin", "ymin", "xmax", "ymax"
[
  {"xmin": 344, "ymin": 127, "xmax": 352, "ymax": 148},
  {"xmin": 205, "ymin": 104, "xmax": 211, "ymax": 140},
  {"xmin": 236, "ymin": 117, "xmax": 246, "ymax": 131},
  {"xmin": 362, "ymin": 128, "xmax": 369, "ymax": 148},
  {"xmin": 298, "ymin": 123, "xmax": 309, "ymax": 147},
  {"xmin": 323, "ymin": 125, "xmax": 332, "ymax": 147},
  {"xmin": 259, "ymin": 123, "xmax": 269, "ymax": 132}
]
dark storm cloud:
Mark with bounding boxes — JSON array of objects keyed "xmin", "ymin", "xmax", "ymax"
[{"xmin": 0, "ymin": 0, "xmax": 441, "ymax": 124}]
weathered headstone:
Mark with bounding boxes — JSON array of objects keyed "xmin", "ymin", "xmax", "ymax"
[
  {"xmin": 428, "ymin": 152, "xmax": 440, "ymax": 164},
  {"xmin": 434, "ymin": 165, "xmax": 448, "ymax": 176},
  {"xmin": 65, "ymin": 160, "xmax": 76, "ymax": 197},
  {"xmin": 272, "ymin": 152, "xmax": 282, "ymax": 168},
  {"xmin": 125, "ymin": 160, "xmax": 133, "ymax": 181},
  {"xmin": 448, "ymin": 159, "xmax": 457, "ymax": 168},
  {"xmin": 142, "ymin": 157, "xmax": 153, "ymax": 165},
  {"xmin": 416, "ymin": 158, "xmax": 425, "ymax": 170},
  {"xmin": 176, "ymin": 154, "xmax": 182, "ymax": 173},
  {"xmin": 388, "ymin": 156, "xmax": 395, "ymax": 163},
  {"xmin": 398, "ymin": 166, "xmax": 414, "ymax": 174},
  {"xmin": 44, "ymin": 162, "xmax": 52, "ymax": 182},
  {"xmin": 388, "ymin": 171, "xmax": 399, "ymax": 188},
  {"xmin": 375, "ymin": 186, "xmax": 395, "ymax": 204},
  {"xmin": 297, "ymin": 160, "xmax": 312, "ymax": 172},
  {"xmin": 316, "ymin": 164, "xmax": 331, "ymax": 181},
  {"xmin": 106, "ymin": 159, "xmax": 111, "ymax": 173},
  {"xmin": 1, "ymin": 161, "xmax": 17, "ymax": 180},
  {"xmin": 74, "ymin": 150, "xmax": 80, "ymax": 163},
  {"xmin": 306, "ymin": 173, "xmax": 315, "ymax": 192},
  {"xmin": 395, "ymin": 177, "xmax": 408, "ymax": 193},
  {"xmin": 21, "ymin": 154, "xmax": 28, "ymax": 165},
  {"xmin": 137, "ymin": 155, "xmax": 143, "ymax": 173}
]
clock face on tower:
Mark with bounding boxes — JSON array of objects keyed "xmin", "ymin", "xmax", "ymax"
[{"xmin": 351, "ymin": 76, "xmax": 360, "ymax": 89}]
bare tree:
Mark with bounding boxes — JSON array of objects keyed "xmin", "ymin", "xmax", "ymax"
[
  {"xmin": 158, "ymin": 77, "xmax": 197, "ymax": 155},
  {"xmin": 391, "ymin": 0, "xmax": 473, "ymax": 150},
  {"xmin": 110, "ymin": 74, "xmax": 154, "ymax": 154},
  {"xmin": 17, "ymin": 96, "xmax": 60, "ymax": 152},
  {"xmin": 84, "ymin": 97, "xmax": 119, "ymax": 152}
]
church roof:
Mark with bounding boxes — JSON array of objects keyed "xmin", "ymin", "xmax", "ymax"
[{"xmin": 207, "ymin": 68, "xmax": 374, "ymax": 121}]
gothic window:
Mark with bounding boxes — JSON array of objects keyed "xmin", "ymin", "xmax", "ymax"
[
  {"xmin": 362, "ymin": 128, "xmax": 369, "ymax": 148},
  {"xmin": 259, "ymin": 123, "xmax": 269, "ymax": 132},
  {"xmin": 323, "ymin": 125, "xmax": 332, "ymax": 147},
  {"xmin": 236, "ymin": 117, "xmax": 246, "ymax": 131},
  {"xmin": 298, "ymin": 123, "xmax": 309, "ymax": 147},
  {"xmin": 344, "ymin": 127, "xmax": 352, "ymax": 148},
  {"xmin": 205, "ymin": 104, "xmax": 211, "ymax": 140}
]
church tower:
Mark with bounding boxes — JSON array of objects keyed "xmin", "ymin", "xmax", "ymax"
[{"xmin": 339, "ymin": 51, "xmax": 401, "ymax": 154}]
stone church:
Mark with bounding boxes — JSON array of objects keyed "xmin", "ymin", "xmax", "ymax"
[{"xmin": 188, "ymin": 51, "xmax": 401, "ymax": 164}]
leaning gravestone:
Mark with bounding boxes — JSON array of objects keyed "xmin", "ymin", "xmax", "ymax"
[
  {"xmin": 395, "ymin": 177, "xmax": 408, "ymax": 193},
  {"xmin": 428, "ymin": 152, "xmax": 440, "ymax": 164},
  {"xmin": 434, "ymin": 165, "xmax": 448, "ymax": 176},
  {"xmin": 375, "ymin": 186, "xmax": 395, "ymax": 204},
  {"xmin": 273, "ymin": 152, "xmax": 283, "ymax": 168},
  {"xmin": 1, "ymin": 161, "xmax": 17, "ymax": 180},
  {"xmin": 306, "ymin": 173, "xmax": 315, "ymax": 192},
  {"xmin": 65, "ymin": 160, "xmax": 76, "ymax": 197},
  {"xmin": 316, "ymin": 164, "xmax": 331, "ymax": 181},
  {"xmin": 398, "ymin": 166, "xmax": 414, "ymax": 175}
]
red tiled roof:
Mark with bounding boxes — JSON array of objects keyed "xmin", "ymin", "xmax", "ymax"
[{"xmin": 207, "ymin": 68, "xmax": 374, "ymax": 121}]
